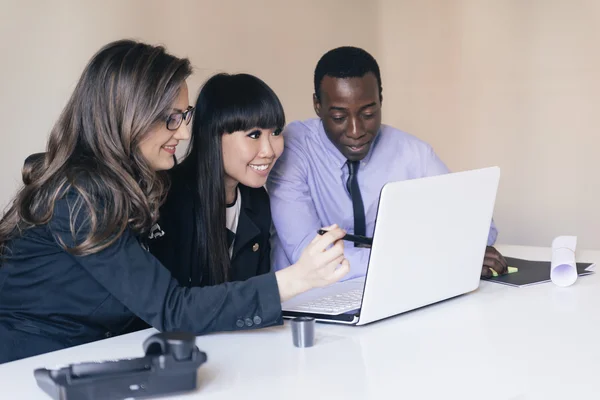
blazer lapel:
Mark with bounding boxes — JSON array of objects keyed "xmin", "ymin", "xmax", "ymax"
[{"xmin": 231, "ymin": 187, "xmax": 261, "ymax": 260}]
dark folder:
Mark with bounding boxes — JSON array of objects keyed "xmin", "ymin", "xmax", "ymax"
[{"xmin": 484, "ymin": 257, "xmax": 595, "ymax": 287}]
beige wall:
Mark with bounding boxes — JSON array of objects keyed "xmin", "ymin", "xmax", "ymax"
[
  {"xmin": 0, "ymin": 0, "xmax": 378, "ymax": 202},
  {"xmin": 378, "ymin": 0, "xmax": 599, "ymax": 249},
  {"xmin": 0, "ymin": 0, "xmax": 598, "ymax": 249}
]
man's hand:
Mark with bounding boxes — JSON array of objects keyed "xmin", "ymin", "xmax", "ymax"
[{"xmin": 481, "ymin": 246, "xmax": 508, "ymax": 278}]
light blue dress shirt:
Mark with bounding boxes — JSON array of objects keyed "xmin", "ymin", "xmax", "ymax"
[{"xmin": 267, "ymin": 118, "xmax": 498, "ymax": 280}]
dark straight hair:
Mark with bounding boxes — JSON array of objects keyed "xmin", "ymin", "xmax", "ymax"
[{"xmin": 175, "ymin": 73, "xmax": 285, "ymax": 284}]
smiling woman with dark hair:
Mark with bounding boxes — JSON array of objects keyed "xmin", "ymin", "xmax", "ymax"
[
  {"xmin": 149, "ymin": 74, "xmax": 349, "ymax": 308},
  {"xmin": 150, "ymin": 73, "xmax": 286, "ymax": 287}
]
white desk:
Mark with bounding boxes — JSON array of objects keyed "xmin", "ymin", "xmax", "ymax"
[{"xmin": 1, "ymin": 245, "xmax": 599, "ymax": 400}]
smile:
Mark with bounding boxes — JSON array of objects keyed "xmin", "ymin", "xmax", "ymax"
[
  {"xmin": 162, "ymin": 145, "xmax": 177, "ymax": 154},
  {"xmin": 346, "ymin": 142, "xmax": 370, "ymax": 152},
  {"xmin": 249, "ymin": 164, "xmax": 270, "ymax": 171}
]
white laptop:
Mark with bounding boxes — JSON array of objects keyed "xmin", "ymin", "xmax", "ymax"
[{"xmin": 281, "ymin": 166, "xmax": 501, "ymax": 325}]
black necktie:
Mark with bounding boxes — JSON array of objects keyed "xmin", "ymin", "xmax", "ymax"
[{"xmin": 346, "ymin": 161, "xmax": 366, "ymax": 244}]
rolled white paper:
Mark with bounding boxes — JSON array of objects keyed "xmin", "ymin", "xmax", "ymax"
[{"xmin": 550, "ymin": 236, "xmax": 578, "ymax": 287}]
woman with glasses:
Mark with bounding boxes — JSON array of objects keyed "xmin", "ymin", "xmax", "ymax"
[{"xmin": 0, "ymin": 41, "xmax": 349, "ymax": 363}]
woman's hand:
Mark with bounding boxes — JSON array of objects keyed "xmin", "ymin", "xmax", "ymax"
[{"xmin": 275, "ymin": 225, "xmax": 350, "ymax": 302}]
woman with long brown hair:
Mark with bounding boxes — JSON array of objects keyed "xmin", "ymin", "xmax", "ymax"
[{"xmin": 0, "ymin": 40, "xmax": 349, "ymax": 363}]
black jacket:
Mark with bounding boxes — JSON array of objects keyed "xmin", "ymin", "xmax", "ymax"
[
  {"xmin": 148, "ymin": 176, "xmax": 273, "ymax": 287},
  {"xmin": 0, "ymin": 174, "xmax": 282, "ymax": 364}
]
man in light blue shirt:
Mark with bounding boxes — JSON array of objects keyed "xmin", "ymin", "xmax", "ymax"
[{"xmin": 267, "ymin": 46, "xmax": 506, "ymax": 280}]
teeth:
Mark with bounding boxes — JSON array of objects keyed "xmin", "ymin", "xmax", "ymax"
[
  {"xmin": 250, "ymin": 164, "xmax": 269, "ymax": 171},
  {"xmin": 163, "ymin": 145, "xmax": 176, "ymax": 150}
]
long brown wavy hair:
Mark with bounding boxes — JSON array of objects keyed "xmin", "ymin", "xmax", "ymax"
[{"xmin": 0, "ymin": 40, "xmax": 192, "ymax": 258}]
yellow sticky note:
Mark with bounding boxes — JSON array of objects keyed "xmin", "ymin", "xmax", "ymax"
[{"xmin": 490, "ymin": 266, "xmax": 518, "ymax": 277}]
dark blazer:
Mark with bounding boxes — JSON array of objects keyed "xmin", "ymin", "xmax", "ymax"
[
  {"xmin": 0, "ymin": 159, "xmax": 282, "ymax": 364},
  {"xmin": 148, "ymin": 174, "xmax": 272, "ymax": 287}
]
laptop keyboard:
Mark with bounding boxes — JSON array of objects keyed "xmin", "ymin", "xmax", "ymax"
[{"xmin": 290, "ymin": 289, "xmax": 363, "ymax": 315}]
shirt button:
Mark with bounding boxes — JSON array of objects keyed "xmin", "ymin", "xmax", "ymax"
[
  {"xmin": 105, "ymin": 332, "xmax": 113, "ymax": 338},
  {"xmin": 236, "ymin": 319, "xmax": 244, "ymax": 328},
  {"xmin": 245, "ymin": 318, "xmax": 253, "ymax": 327},
  {"xmin": 253, "ymin": 316, "xmax": 262, "ymax": 325}
]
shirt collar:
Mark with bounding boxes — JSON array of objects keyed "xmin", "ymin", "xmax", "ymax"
[{"xmin": 317, "ymin": 119, "xmax": 380, "ymax": 169}]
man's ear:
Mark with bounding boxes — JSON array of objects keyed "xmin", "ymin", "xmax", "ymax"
[{"xmin": 313, "ymin": 93, "xmax": 321, "ymax": 117}]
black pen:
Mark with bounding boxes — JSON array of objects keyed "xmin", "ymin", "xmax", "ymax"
[{"xmin": 317, "ymin": 229, "xmax": 373, "ymax": 247}]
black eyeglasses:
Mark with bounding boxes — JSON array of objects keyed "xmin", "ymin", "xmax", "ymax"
[{"xmin": 166, "ymin": 106, "xmax": 194, "ymax": 131}]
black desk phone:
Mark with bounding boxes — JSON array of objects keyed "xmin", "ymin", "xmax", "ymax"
[{"xmin": 34, "ymin": 331, "xmax": 207, "ymax": 400}]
